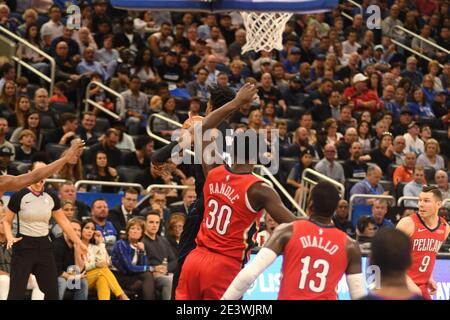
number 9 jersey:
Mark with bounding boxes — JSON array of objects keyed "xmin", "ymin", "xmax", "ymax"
[
  {"xmin": 196, "ymin": 164, "xmax": 264, "ymax": 264},
  {"xmin": 407, "ymin": 213, "xmax": 448, "ymax": 299}
]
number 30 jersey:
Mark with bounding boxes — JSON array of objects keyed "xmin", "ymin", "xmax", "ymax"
[
  {"xmin": 407, "ymin": 213, "xmax": 447, "ymax": 287},
  {"xmin": 278, "ymin": 220, "xmax": 348, "ymax": 300},
  {"xmin": 196, "ymin": 165, "xmax": 264, "ymax": 264}
]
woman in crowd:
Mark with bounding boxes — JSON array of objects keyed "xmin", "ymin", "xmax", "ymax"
[
  {"xmin": 80, "ymin": 219, "xmax": 129, "ymax": 300},
  {"xmin": 111, "ymin": 218, "xmax": 155, "ymax": 300},
  {"xmin": 427, "ymin": 60, "xmax": 443, "ymax": 92},
  {"xmin": 0, "ymin": 80, "xmax": 16, "ymax": 117},
  {"xmin": 363, "ymin": 132, "xmax": 395, "ymax": 173},
  {"xmin": 262, "ymin": 103, "xmax": 277, "ymax": 126},
  {"xmin": 133, "ymin": 48, "xmax": 159, "ymax": 84},
  {"xmin": 287, "ymin": 149, "xmax": 314, "ymax": 202},
  {"xmin": 357, "ymin": 120, "xmax": 372, "ymax": 155},
  {"xmin": 50, "ymin": 199, "xmax": 76, "ymax": 239},
  {"xmin": 165, "ymin": 214, "xmax": 185, "ymax": 257},
  {"xmin": 86, "ymin": 151, "xmax": 119, "ymax": 193},
  {"xmin": 8, "ymin": 95, "xmax": 31, "ymax": 128},
  {"xmin": 152, "ymin": 95, "xmax": 180, "ymax": 139},
  {"xmin": 408, "ymin": 88, "xmax": 435, "ymax": 118},
  {"xmin": 248, "ymin": 109, "xmax": 264, "ymax": 132},
  {"xmin": 10, "ymin": 111, "xmax": 43, "ymax": 149},
  {"xmin": 323, "ymin": 118, "xmax": 342, "ymax": 147},
  {"xmin": 416, "ymin": 138, "xmax": 445, "ymax": 171},
  {"xmin": 52, "ymin": 149, "xmax": 85, "ymax": 183}
]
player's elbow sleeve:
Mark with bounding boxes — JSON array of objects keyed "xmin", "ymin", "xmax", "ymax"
[{"xmin": 347, "ymin": 273, "xmax": 366, "ymax": 300}]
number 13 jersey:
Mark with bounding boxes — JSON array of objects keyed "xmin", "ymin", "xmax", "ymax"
[
  {"xmin": 278, "ymin": 220, "xmax": 348, "ymax": 300},
  {"xmin": 196, "ymin": 165, "xmax": 264, "ymax": 264}
]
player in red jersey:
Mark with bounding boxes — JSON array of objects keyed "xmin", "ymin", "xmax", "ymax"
[
  {"xmin": 397, "ymin": 186, "xmax": 450, "ymax": 300},
  {"xmin": 222, "ymin": 182, "xmax": 365, "ymax": 300},
  {"xmin": 175, "ymin": 84, "xmax": 298, "ymax": 300}
]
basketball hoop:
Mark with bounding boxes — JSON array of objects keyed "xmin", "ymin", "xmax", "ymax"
[{"xmin": 240, "ymin": 11, "xmax": 293, "ymax": 53}]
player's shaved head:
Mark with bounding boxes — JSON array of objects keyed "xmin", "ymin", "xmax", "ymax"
[
  {"xmin": 308, "ymin": 182, "xmax": 340, "ymax": 218},
  {"xmin": 370, "ymin": 228, "xmax": 411, "ymax": 277}
]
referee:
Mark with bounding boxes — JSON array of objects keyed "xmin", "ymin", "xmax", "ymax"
[{"xmin": 3, "ymin": 162, "xmax": 88, "ymax": 300}]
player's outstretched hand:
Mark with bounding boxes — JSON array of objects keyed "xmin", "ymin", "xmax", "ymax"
[
  {"xmin": 64, "ymin": 139, "xmax": 85, "ymax": 163},
  {"xmin": 235, "ymin": 83, "xmax": 258, "ymax": 106}
]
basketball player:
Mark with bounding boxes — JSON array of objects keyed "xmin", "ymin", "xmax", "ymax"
[
  {"xmin": 222, "ymin": 182, "xmax": 365, "ymax": 300},
  {"xmin": 175, "ymin": 84, "xmax": 298, "ymax": 300},
  {"xmin": 396, "ymin": 186, "xmax": 450, "ymax": 300},
  {"xmin": 361, "ymin": 228, "xmax": 423, "ymax": 300},
  {"xmin": 152, "ymin": 84, "xmax": 255, "ymax": 298}
]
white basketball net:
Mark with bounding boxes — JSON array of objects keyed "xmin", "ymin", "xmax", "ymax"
[{"xmin": 240, "ymin": 11, "xmax": 293, "ymax": 53}]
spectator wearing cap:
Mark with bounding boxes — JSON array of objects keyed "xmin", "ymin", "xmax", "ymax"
[
  {"xmin": 350, "ymin": 165, "xmax": 386, "ymax": 206},
  {"xmin": 393, "ymin": 152, "xmax": 417, "ymax": 187},
  {"xmin": 403, "ymin": 121, "xmax": 424, "ymax": 155},
  {"xmin": 257, "ymin": 73, "xmax": 287, "ymax": 115},
  {"xmin": 157, "ymin": 51, "xmax": 184, "ymax": 89},
  {"xmin": 344, "ymin": 73, "xmax": 382, "ymax": 115},
  {"xmin": 253, "ymin": 58, "xmax": 273, "ymax": 82},
  {"xmin": 0, "ymin": 145, "xmax": 18, "ymax": 176},
  {"xmin": 148, "ymin": 22, "xmax": 174, "ymax": 58},
  {"xmin": 40, "ymin": 5, "xmax": 63, "ymax": 49},
  {"xmin": 314, "ymin": 143, "xmax": 345, "ymax": 184},
  {"xmin": 416, "ymin": 139, "xmax": 445, "ymax": 171},
  {"xmin": 286, "ymin": 148, "xmax": 314, "ymax": 202},
  {"xmin": 113, "ymin": 16, "xmax": 145, "ymax": 54},
  {"xmin": 372, "ymin": 45, "xmax": 390, "ymax": 72},
  {"xmin": 186, "ymin": 68, "xmax": 210, "ymax": 102},
  {"xmin": 252, "ymin": 52, "xmax": 275, "ymax": 76},
  {"xmin": 310, "ymin": 53, "xmax": 326, "ymax": 80},
  {"xmin": 119, "ymin": 76, "xmax": 149, "ymax": 135},
  {"xmin": 280, "ymin": 73, "xmax": 305, "ymax": 108},
  {"xmin": 283, "ymin": 47, "xmax": 301, "ymax": 77},
  {"xmin": 400, "ymin": 56, "xmax": 423, "ymax": 89},
  {"xmin": 392, "ymin": 109, "xmax": 413, "ymax": 137},
  {"xmin": 76, "ymin": 47, "xmax": 109, "ymax": 81}
]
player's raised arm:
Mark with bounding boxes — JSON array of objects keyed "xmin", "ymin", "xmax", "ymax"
[
  {"xmin": 221, "ymin": 223, "xmax": 293, "ymax": 300},
  {"xmin": 247, "ymin": 182, "xmax": 298, "ymax": 223},
  {"xmin": 0, "ymin": 140, "xmax": 84, "ymax": 192},
  {"xmin": 344, "ymin": 237, "xmax": 365, "ymax": 299}
]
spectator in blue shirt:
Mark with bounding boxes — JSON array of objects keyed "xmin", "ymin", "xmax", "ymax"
[
  {"xmin": 421, "ymin": 74, "xmax": 437, "ymax": 105},
  {"xmin": 371, "ymin": 199, "xmax": 395, "ymax": 229},
  {"xmin": 408, "ymin": 88, "xmax": 435, "ymax": 118},
  {"xmin": 76, "ymin": 47, "xmax": 108, "ymax": 81},
  {"xmin": 111, "ymin": 218, "xmax": 156, "ymax": 300},
  {"xmin": 350, "ymin": 165, "xmax": 386, "ymax": 205},
  {"xmin": 282, "ymin": 47, "xmax": 301, "ymax": 76},
  {"xmin": 90, "ymin": 199, "xmax": 117, "ymax": 254}
]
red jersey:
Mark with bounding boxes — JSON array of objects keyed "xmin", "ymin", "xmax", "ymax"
[
  {"xmin": 407, "ymin": 213, "xmax": 447, "ymax": 287},
  {"xmin": 278, "ymin": 220, "xmax": 348, "ymax": 300},
  {"xmin": 196, "ymin": 165, "xmax": 263, "ymax": 263}
]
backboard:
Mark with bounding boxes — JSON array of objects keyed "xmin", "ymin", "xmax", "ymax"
[{"xmin": 111, "ymin": 0, "xmax": 338, "ymax": 13}]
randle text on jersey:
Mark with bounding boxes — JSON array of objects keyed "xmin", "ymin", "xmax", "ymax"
[{"xmin": 208, "ymin": 182, "xmax": 240, "ymax": 204}]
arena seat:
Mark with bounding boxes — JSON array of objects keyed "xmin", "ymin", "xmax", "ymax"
[
  {"xmin": 424, "ymin": 166, "xmax": 436, "ymax": 183},
  {"xmin": 285, "ymin": 105, "xmax": 306, "ymax": 120},
  {"xmin": 94, "ymin": 117, "xmax": 111, "ymax": 134},
  {"xmin": 13, "ymin": 161, "xmax": 31, "ymax": 174},
  {"xmin": 117, "ymin": 166, "xmax": 144, "ymax": 183},
  {"xmin": 50, "ymin": 101, "xmax": 76, "ymax": 114},
  {"xmin": 45, "ymin": 143, "xmax": 68, "ymax": 161},
  {"xmin": 39, "ymin": 114, "xmax": 57, "ymax": 129},
  {"xmin": 432, "ymin": 129, "xmax": 447, "ymax": 141}
]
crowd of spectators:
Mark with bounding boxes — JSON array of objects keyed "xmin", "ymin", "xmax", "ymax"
[{"xmin": 0, "ymin": 0, "xmax": 449, "ymax": 299}]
